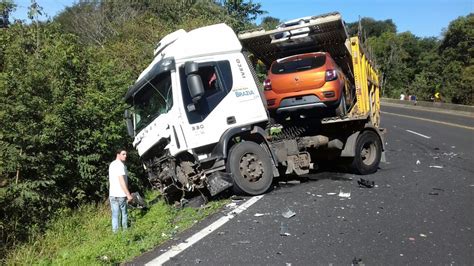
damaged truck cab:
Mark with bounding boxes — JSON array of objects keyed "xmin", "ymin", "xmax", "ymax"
[
  {"xmin": 124, "ymin": 24, "xmax": 272, "ymax": 199},
  {"xmin": 124, "ymin": 13, "xmax": 385, "ymax": 202}
]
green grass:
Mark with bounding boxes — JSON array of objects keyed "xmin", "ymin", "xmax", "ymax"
[{"xmin": 5, "ymin": 191, "xmax": 227, "ymax": 265}]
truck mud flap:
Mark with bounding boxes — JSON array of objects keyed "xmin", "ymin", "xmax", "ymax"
[{"xmin": 206, "ymin": 171, "xmax": 233, "ymax": 196}]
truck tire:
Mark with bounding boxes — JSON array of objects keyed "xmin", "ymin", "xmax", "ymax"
[
  {"xmin": 227, "ymin": 141, "xmax": 273, "ymax": 195},
  {"xmin": 350, "ymin": 130, "xmax": 382, "ymax": 174}
]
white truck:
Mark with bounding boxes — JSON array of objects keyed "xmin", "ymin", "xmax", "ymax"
[{"xmin": 124, "ymin": 12, "xmax": 384, "ymax": 202}]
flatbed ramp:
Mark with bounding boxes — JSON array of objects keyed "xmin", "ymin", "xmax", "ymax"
[
  {"xmin": 238, "ymin": 12, "xmax": 381, "ymax": 127},
  {"xmin": 238, "ymin": 12, "xmax": 353, "ymax": 78}
]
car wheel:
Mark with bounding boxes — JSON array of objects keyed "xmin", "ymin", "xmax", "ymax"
[
  {"xmin": 350, "ymin": 130, "xmax": 382, "ymax": 174},
  {"xmin": 227, "ymin": 141, "xmax": 273, "ymax": 195}
]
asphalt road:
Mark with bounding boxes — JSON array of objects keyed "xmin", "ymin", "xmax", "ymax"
[{"xmin": 132, "ymin": 104, "xmax": 474, "ymax": 265}]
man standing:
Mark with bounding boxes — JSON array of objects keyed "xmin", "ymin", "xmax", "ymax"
[{"xmin": 109, "ymin": 149, "xmax": 133, "ymax": 232}]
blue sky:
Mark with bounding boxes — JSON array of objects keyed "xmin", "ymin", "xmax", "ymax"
[{"xmin": 11, "ymin": 0, "xmax": 473, "ymax": 38}]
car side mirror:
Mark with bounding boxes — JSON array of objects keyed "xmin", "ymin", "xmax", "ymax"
[
  {"xmin": 184, "ymin": 61, "xmax": 204, "ymax": 104},
  {"xmin": 124, "ymin": 109, "xmax": 134, "ymax": 137}
]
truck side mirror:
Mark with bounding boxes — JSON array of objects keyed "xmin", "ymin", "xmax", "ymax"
[
  {"xmin": 124, "ymin": 109, "xmax": 134, "ymax": 137},
  {"xmin": 184, "ymin": 61, "xmax": 204, "ymax": 103}
]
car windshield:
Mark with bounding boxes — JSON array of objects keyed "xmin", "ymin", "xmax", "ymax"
[
  {"xmin": 133, "ymin": 71, "xmax": 172, "ymax": 133},
  {"xmin": 271, "ymin": 55, "xmax": 326, "ymax": 74}
]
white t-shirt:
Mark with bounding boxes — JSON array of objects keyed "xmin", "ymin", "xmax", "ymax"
[{"xmin": 109, "ymin": 159, "xmax": 128, "ymax": 197}]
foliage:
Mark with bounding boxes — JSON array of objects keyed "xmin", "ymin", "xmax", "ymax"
[
  {"xmin": 363, "ymin": 14, "xmax": 472, "ymax": 103},
  {"xmin": 0, "ymin": 10, "xmax": 142, "ymax": 257},
  {"xmin": 260, "ymin": 16, "xmax": 281, "ymax": 30},
  {"xmin": 1, "ymin": 0, "xmax": 471, "ymax": 262},
  {"xmin": 6, "ymin": 190, "xmax": 227, "ymax": 265},
  {"xmin": 1, "ymin": 22, "xmax": 90, "ymax": 249},
  {"xmin": 438, "ymin": 13, "xmax": 474, "ymax": 104},
  {"xmin": 347, "ymin": 17, "xmax": 397, "ymax": 37},
  {"xmin": 218, "ymin": 0, "xmax": 266, "ymax": 31},
  {"xmin": 0, "ymin": 0, "xmax": 15, "ymax": 27},
  {"xmin": 1, "ymin": 0, "xmax": 265, "ymax": 258}
]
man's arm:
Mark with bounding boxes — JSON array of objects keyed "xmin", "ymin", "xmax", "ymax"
[{"xmin": 118, "ymin": 175, "xmax": 133, "ymax": 202}]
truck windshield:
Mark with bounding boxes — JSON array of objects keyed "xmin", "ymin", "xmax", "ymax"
[{"xmin": 133, "ymin": 71, "xmax": 172, "ymax": 133}]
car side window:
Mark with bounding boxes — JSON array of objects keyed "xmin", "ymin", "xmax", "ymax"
[{"xmin": 180, "ymin": 61, "xmax": 233, "ymax": 124}]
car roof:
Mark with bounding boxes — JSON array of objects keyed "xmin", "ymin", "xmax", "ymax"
[
  {"xmin": 278, "ymin": 16, "xmax": 313, "ymax": 28},
  {"xmin": 275, "ymin": 52, "xmax": 327, "ymax": 64}
]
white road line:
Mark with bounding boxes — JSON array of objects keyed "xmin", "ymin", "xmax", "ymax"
[
  {"xmin": 381, "ymin": 111, "xmax": 474, "ymax": 131},
  {"xmin": 146, "ymin": 195, "xmax": 264, "ymax": 266},
  {"xmin": 406, "ymin": 129, "xmax": 431, "ymax": 139}
]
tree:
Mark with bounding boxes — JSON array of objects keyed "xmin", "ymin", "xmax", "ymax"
[
  {"xmin": 0, "ymin": 22, "xmax": 89, "ymax": 250},
  {"xmin": 260, "ymin": 16, "xmax": 280, "ymax": 30},
  {"xmin": 1, "ymin": 0, "xmax": 259, "ymax": 255},
  {"xmin": 55, "ymin": 1, "xmax": 141, "ymax": 47},
  {"xmin": 438, "ymin": 14, "xmax": 473, "ymax": 104},
  {"xmin": 217, "ymin": 0, "xmax": 266, "ymax": 31},
  {"xmin": 0, "ymin": 0, "xmax": 15, "ymax": 28},
  {"xmin": 347, "ymin": 17, "xmax": 397, "ymax": 38},
  {"xmin": 368, "ymin": 32, "xmax": 410, "ymax": 98}
]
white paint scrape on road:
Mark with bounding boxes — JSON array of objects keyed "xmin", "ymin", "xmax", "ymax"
[
  {"xmin": 146, "ymin": 195, "xmax": 264, "ymax": 266},
  {"xmin": 406, "ymin": 129, "xmax": 431, "ymax": 139}
]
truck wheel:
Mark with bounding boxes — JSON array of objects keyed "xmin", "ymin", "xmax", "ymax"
[
  {"xmin": 227, "ymin": 141, "xmax": 273, "ymax": 195},
  {"xmin": 350, "ymin": 130, "xmax": 382, "ymax": 174}
]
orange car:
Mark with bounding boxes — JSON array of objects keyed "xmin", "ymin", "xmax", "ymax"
[{"xmin": 264, "ymin": 52, "xmax": 352, "ymax": 118}]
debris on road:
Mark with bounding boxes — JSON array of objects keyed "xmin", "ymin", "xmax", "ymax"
[
  {"xmin": 225, "ymin": 202, "xmax": 237, "ymax": 208},
  {"xmin": 282, "ymin": 209, "xmax": 296, "ymax": 219},
  {"xmin": 326, "ymin": 192, "xmax": 337, "ymax": 195},
  {"xmin": 429, "ymin": 165, "xmax": 444, "ymax": 169},
  {"xmin": 416, "ymin": 160, "xmax": 421, "ymax": 165},
  {"xmin": 171, "ymin": 245, "xmax": 181, "ymax": 251},
  {"xmin": 429, "ymin": 187, "xmax": 444, "ymax": 195},
  {"xmin": 287, "ymin": 180, "xmax": 301, "ymax": 185},
  {"xmin": 357, "ymin": 178, "xmax": 375, "ymax": 188},
  {"xmin": 280, "ymin": 222, "xmax": 291, "ymax": 236},
  {"xmin": 338, "ymin": 190, "xmax": 351, "ymax": 198},
  {"xmin": 231, "ymin": 240, "xmax": 251, "ymax": 246},
  {"xmin": 420, "ymin": 233, "xmax": 427, "ymax": 237},
  {"xmin": 442, "ymin": 152, "xmax": 459, "ymax": 160},
  {"xmin": 230, "ymin": 195, "xmax": 244, "ymax": 201},
  {"xmin": 351, "ymin": 257, "xmax": 363, "ymax": 265}
]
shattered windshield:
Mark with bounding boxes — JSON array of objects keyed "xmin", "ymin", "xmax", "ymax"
[{"xmin": 133, "ymin": 71, "xmax": 172, "ymax": 133}]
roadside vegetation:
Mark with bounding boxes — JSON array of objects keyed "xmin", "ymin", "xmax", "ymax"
[
  {"xmin": 0, "ymin": 0, "xmax": 472, "ymax": 264},
  {"xmin": 6, "ymin": 191, "xmax": 227, "ymax": 265}
]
